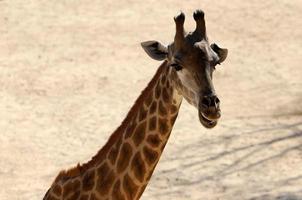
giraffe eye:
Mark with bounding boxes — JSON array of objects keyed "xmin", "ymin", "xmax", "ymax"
[{"xmin": 170, "ymin": 63, "xmax": 183, "ymax": 71}]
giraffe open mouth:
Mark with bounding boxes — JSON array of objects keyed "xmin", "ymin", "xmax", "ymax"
[{"xmin": 198, "ymin": 112, "xmax": 218, "ymax": 129}]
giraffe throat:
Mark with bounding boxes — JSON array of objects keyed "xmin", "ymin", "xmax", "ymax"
[{"xmin": 44, "ymin": 61, "xmax": 183, "ymax": 200}]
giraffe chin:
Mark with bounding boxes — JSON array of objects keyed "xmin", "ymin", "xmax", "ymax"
[{"xmin": 198, "ymin": 111, "xmax": 218, "ymax": 129}]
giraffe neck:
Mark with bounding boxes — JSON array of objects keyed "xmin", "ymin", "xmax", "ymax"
[
  {"xmin": 100, "ymin": 61, "xmax": 182, "ymax": 200},
  {"xmin": 44, "ymin": 61, "xmax": 183, "ymax": 200}
]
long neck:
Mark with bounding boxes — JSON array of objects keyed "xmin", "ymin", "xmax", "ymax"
[
  {"xmin": 100, "ymin": 61, "xmax": 183, "ymax": 199},
  {"xmin": 45, "ymin": 61, "xmax": 183, "ymax": 200}
]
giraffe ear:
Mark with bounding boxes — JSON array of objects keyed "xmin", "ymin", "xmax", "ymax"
[
  {"xmin": 141, "ymin": 41, "xmax": 168, "ymax": 61},
  {"xmin": 210, "ymin": 43, "xmax": 228, "ymax": 63}
]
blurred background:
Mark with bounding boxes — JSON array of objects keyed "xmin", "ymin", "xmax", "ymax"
[{"xmin": 0, "ymin": 0, "xmax": 301, "ymax": 199}]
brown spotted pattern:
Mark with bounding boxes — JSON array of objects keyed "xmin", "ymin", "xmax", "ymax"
[
  {"xmin": 112, "ymin": 180, "xmax": 124, "ymax": 200},
  {"xmin": 82, "ymin": 170, "xmax": 95, "ymax": 191},
  {"xmin": 43, "ymin": 66, "xmax": 183, "ymax": 200},
  {"xmin": 148, "ymin": 116, "xmax": 157, "ymax": 131},
  {"xmin": 132, "ymin": 121, "xmax": 147, "ymax": 146},
  {"xmin": 131, "ymin": 152, "xmax": 146, "ymax": 183},
  {"xmin": 116, "ymin": 142, "xmax": 132, "ymax": 173},
  {"xmin": 53, "ymin": 184, "xmax": 62, "ymax": 196},
  {"xmin": 96, "ymin": 162, "xmax": 115, "ymax": 196},
  {"xmin": 123, "ymin": 174, "xmax": 139, "ymax": 199}
]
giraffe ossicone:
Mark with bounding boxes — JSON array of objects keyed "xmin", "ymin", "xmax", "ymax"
[{"xmin": 44, "ymin": 9, "xmax": 228, "ymax": 200}]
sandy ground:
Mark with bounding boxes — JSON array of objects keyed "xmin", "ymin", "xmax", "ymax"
[{"xmin": 1, "ymin": 0, "xmax": 302, "ymax": 199}]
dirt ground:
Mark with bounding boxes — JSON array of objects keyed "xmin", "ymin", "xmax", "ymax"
[{"xmin": 0, "ymin": 0, "xmax": 302, "ymax": 199}]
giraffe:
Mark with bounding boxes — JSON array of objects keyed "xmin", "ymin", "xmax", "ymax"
[{"xmin": 43, "ymin": 10, "xmax": 228, "ymax": 200}]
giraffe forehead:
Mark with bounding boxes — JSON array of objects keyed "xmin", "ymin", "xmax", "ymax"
[
  {"xmin": 184, "ymin": 41, "xmax": 218, "ymax": 65},
  {"xmin": 170, "ymin": 40, "xmax": 211, "ymax": 64}
]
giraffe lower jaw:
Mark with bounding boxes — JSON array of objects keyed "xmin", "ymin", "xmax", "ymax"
[{"xmin": 199, "ymin": 112, "xmax": 218, "ymax": 129}]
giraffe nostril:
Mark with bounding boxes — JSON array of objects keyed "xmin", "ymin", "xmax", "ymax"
[
  {"xmin": 201, "ymin": 97, "xmax": 211, "ymax": 108},
  {"xmin": 215, "ymin": 97, "xmax": 220, "ymax": 105},
  {"xmin": 201, "ymin": 95, "xmax": 220, "ymax": 109}
]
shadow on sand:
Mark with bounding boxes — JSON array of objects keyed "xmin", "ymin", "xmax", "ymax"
[
  {"xmin": 250, "ymin": 193, "xmax": 302, "ymax": 200},
  {"xmin": 181, "ymin": 121, "xmax": 302, "ymax": 178},
  {"xmin": 158, "ymin": 120, "xmax": 302, "ymax": 199}
]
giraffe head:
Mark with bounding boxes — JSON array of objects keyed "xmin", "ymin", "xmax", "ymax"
[{"xmin": 141, "ymin": 10, "xmax": 228, "ymax": 128}]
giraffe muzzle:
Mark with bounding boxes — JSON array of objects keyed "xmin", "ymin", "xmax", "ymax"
[{"xmin": 198, "ymin": 94, "xmax": 221, "ymax": 128}]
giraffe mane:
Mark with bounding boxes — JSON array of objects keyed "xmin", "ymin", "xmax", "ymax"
[{"xmin": 54, "ymin": 61, "xmax": 168, "ymax": 183}]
